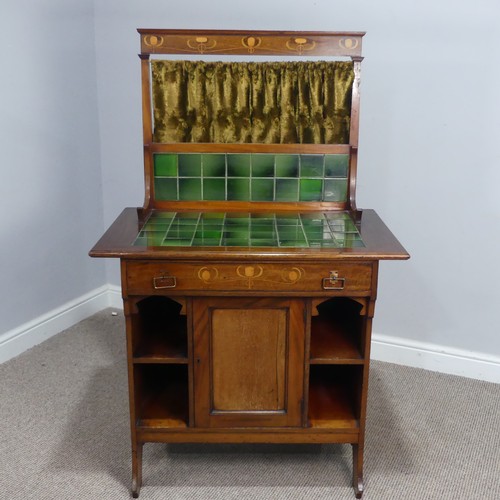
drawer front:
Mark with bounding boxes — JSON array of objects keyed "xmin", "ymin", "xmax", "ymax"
[{"xmin": 125, "ymin": 261, "xmax": 372, "ymax": 295}]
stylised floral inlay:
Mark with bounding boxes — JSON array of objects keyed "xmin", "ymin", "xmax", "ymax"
[
  {"xmin": 197, "ymin": 265, "xmax": 305, "ymax": 289},
  {"xmin": 187, "ymin": 36, "xmax": 217, "ymax": 53}
]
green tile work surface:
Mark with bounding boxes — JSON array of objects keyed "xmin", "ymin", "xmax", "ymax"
[
  {"xmin": 153, "ymin": 153, "xmax": 349, "ymax": 202},
  {"xmin": 134, "ymin": 211, "xmax": 364, "ymax": 248}
]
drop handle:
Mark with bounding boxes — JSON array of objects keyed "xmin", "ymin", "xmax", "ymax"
[
  {"xmin": 322, "ymin": 271, "xmax": 346, "ymax": 290},
  {"xmin": 152, "ymin": 272, "xmax": 177, "ymax": 289}
]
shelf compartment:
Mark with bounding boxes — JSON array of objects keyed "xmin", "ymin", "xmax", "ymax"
[
  {"xmin": 135, "ymin": 364, "xmax": 189, "ymax": 429},
  {"xmin": 310, "ymin": 298, "xmax": 364, "ymax": 364},
  {"xmin": 308, "ymin": 365, "xmax": 361, "ymax": 430},
  {"xmin": 131, "ymin": 296, "xmax": 188, "ymax": 363}
]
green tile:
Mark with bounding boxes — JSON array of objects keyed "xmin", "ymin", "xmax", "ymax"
[
  {"xmin": 300, "ymin": 155, "xmax": 324, "ymax": 177},
  {"xmin": 250, "ymin": 230, "xmax": 277, "ymax": 239},
  {"xmin": 279, "ymin": 239, "xmax": 308, "ymax": 247},
  {"xmin": 176, "ymin": 212, "xmax": 199, "ymax": 219},
  {"xmin": 251, "ymin": 155, "xmax": 275, "ymax": 177},
  {"xmin": 223, "ymin": 228, "xmax": 249, "ymax": 239},
  {"xmin": 276, "ymin": 179, "xmax": 299, "ymax": 201},
  {"xmin": 142, "ymin": 223, "xmax": 169, "ymax": 232},
  {"xmin": 154, "ymin": 178, "xmax": 178, "ymax": 200},
  {"xmin": 304, "ymin": 225, "xmax": 329, "ymax": 240},
  {"xmin": 275, "ymin": 155, "xmax": 299, "ymax": 177},
  {"xmin": 250, "ymin": 239, "xmax": 278, "ymax": 247},
  {"xmin": 325, "ymin": 154, "xmax": 349, "ymax": 177},
  {"xmin": 225, "ymin": 218, "xmax": 249, "ymax": 226},
  {"xmin": 227, "ymin": 179, "xmax": 250, "ymax": 200},
  {"xmin": 179, "ymin": 178, "xmax": 202, "ymax": 200},
  {"xmin": 194, "ymin": 229, "xmax": 222, "ymax": 239},
  {"xmin": 250, "ymin": 213, "xmax": 274, "ymax": 220},
  {"xmin": 142, "ymin": 233, "xmax": 166, "ymax": 246},
  {"xmin": 161, "ymin": 239, "xmax": 192, "ymax": 246},
  {"xmin": 277, "ymin": 227, "xmax": 304, "ymax": 239},
  {"xmin": 222, "ymin": 237, "xmax": 250, "ymax": 246},
  {"xmin": 166, "ymin": 227, "xmax": 196, "ymax": 238},
  {"xmin": 203, "ymin": 154, "xmax": 226, "ymax": 177},
  {"xmin": 154, "ymin": 154, "xmax": 177, "ymax": 176},
  {"xmin": 299, "ymin": 179, "xmax": 323, "ymax": 201},
  {"xmin": 191, "ymin": 238, "xmax": 221, "ymax": 246},
  {"xmin": 227, "ymin": 154, "xmax": 251, "ymax": 177},
  {"xmin": 324, "ymin": 179, "xmax": 348, "ymax": 202},
  {"xmin": 178, "ymin": 154, "xmax": 201, "ymax": 176},
  {"xmin": 251, "ymin": 179, "xmax": 274, "ymax": 201},
  {"xmin": 201, "ymin": 212, "xmax": 225, "ymax": 220},
  {"xmin": 203, "ymin": 179, "xmax": 225, "ymax": 200},
  {"xmin": 150, "ymin": 211, "xmax": 176, "ymax": 219},
  {"xmin": 275, "ymin": 215, "xmax": 301, "ymax": 225}
]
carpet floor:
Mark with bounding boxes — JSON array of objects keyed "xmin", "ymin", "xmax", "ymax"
[{"xmin": 1, "ymin": 309, "xmax": 499, "ymax": 499}]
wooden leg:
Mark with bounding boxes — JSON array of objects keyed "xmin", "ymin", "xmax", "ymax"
[
  {"xmin": 352, "ymin": 443, "xmax": 364, "ymax": 499},
  {"xmin": 131, "ymin": 443, "xmax": 143, "ymax": 498}
]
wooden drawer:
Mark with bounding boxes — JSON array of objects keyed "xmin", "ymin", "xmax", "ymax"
[{"xmin": 125, "ymin": 260, "xmax": 372, "ymax": 295}]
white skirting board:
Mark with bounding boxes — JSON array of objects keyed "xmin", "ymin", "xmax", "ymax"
[
  {"xmin": 371, "ymin": 334, "xmax": 500, "ymax": 384},
  {"xmin": 1, "ymin": 286, "xmax": 499, "ymax": 384},
  {"xmin": 0, "ymin": 285, "xmax": 122, "ymax": 364}
]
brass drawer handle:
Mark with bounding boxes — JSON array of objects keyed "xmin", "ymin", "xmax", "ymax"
[
  {"xmin": 322, "ymin": 271, "xmax": 346, "ymax": 290},
  {"xmin": 153, "ymin": 273, "xmax": 177, "ymax": 289}
]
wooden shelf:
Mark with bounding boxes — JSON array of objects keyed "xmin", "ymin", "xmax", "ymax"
[
  {"xmin": 308, "ymin": 366, "xmax": 359, "ymax": 430},
  {"xmin": 133, "ymin": 315, "xmax": 188, "ymax": 363},
  {"xmin": 310, "ymin": 315, "xmax": 363, "ymax": 364},
  {"xmin": 132, "ymin": 296, "xmax": 188, "ymax": 364},
  {"xmin": 138, "ymin": 377, "xmax": 189, "ymax": 429}
]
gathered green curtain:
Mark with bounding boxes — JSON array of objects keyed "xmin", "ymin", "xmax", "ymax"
[{"xmin": 151, "ymin": 60, "xmax": 354, "ymax": 144}]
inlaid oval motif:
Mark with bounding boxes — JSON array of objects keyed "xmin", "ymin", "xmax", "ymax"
[
  {"xmin": 244, "ymin": 266, "xmax": 255, "ymax": 277},
  {"xmin": 144, "ymin": 35, "xmax": 164, "ymax": 47},
  {"xmin": 339, "ymin": 38, "xmax": 359, "ymax": 50},
  {"xmin": 198, "ymin": 267, "xmax": 219, "ymax": 283},
  {"xmin": 281, "ymin": 267, "xmax": 305, "ymax": 284}
]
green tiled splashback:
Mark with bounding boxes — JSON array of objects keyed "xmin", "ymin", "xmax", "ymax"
[{"xmin": 154, "ymin": 153, "xmax": 349, "ymax": 203}]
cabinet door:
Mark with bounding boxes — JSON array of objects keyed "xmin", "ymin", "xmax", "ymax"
[{"xmin": 193, "ymin": 297, "xmax": 306, "ymax": 428}]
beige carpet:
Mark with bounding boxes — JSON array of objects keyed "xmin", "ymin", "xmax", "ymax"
[{"xmin": 1, "ymin": 310, "xmax": 499, "ymax": 499}]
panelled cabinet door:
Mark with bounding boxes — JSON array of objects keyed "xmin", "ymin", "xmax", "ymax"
[{"xmin": 192, "ymin": 297, "xmax": 306, "ymax": 428}]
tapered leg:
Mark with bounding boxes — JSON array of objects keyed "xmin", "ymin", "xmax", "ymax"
[
  {"xmin": 352, "ymin": 443, "xmax": 364, "ymax": 499},
  {"xmin": 131, "ymin": 443, "xmax": 143, "ymax": 498}
]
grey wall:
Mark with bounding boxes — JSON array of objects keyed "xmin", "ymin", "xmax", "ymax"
[
  {"xmin": 2, "ymin": 0, "xmax": 499, "ymax": 359},
  {"xmin": 0, "ymin": 0, "xmax": 106, "ymax": 333},
  {"xmin": 94, "ymin": 0, "xmax": 500, "ymax": 356}
]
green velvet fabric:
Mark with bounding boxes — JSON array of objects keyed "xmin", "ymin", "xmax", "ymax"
[{"xmin": 151, "ymin": 60, "xmax": 354, "ymax": 144}]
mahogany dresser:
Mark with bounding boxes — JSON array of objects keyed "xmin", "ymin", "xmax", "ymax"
[{"xmin": 90, "ymin": 29, "xmax": 409, "ymax": 498}]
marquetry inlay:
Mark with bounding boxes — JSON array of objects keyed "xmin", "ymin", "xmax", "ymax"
[{"xmin": 197, "ymin": 265, "xmax": 305, "ymax": 289}]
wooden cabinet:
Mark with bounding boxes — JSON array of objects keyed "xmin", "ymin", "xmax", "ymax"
[
  {"xmin": 90, "ymin": 29, "xmax": 409, "ymax": 499},
  {"xmin": 118, "ymin": 261, "xmax": 383, "ymax": 497}
]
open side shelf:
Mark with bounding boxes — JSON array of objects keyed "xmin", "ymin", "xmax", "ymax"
[
  {"xmin": 131, "ymin": 296, "xmax": 188, "ymax": 363},
  {"xmin": 310, "ymin": 297, "xmax": 365, "ymax": 364},
  {"xmin": 135, "ymin": 364, "xmax": 189, "ymax": 429},
  {"xmin": 308, "ymin": 365, "xmax": 361, "ymax": 430}
]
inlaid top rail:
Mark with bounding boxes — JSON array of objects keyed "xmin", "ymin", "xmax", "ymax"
[{"xmin": 138, "ymin": 29, "xmax": 365, "ymax": 57}]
